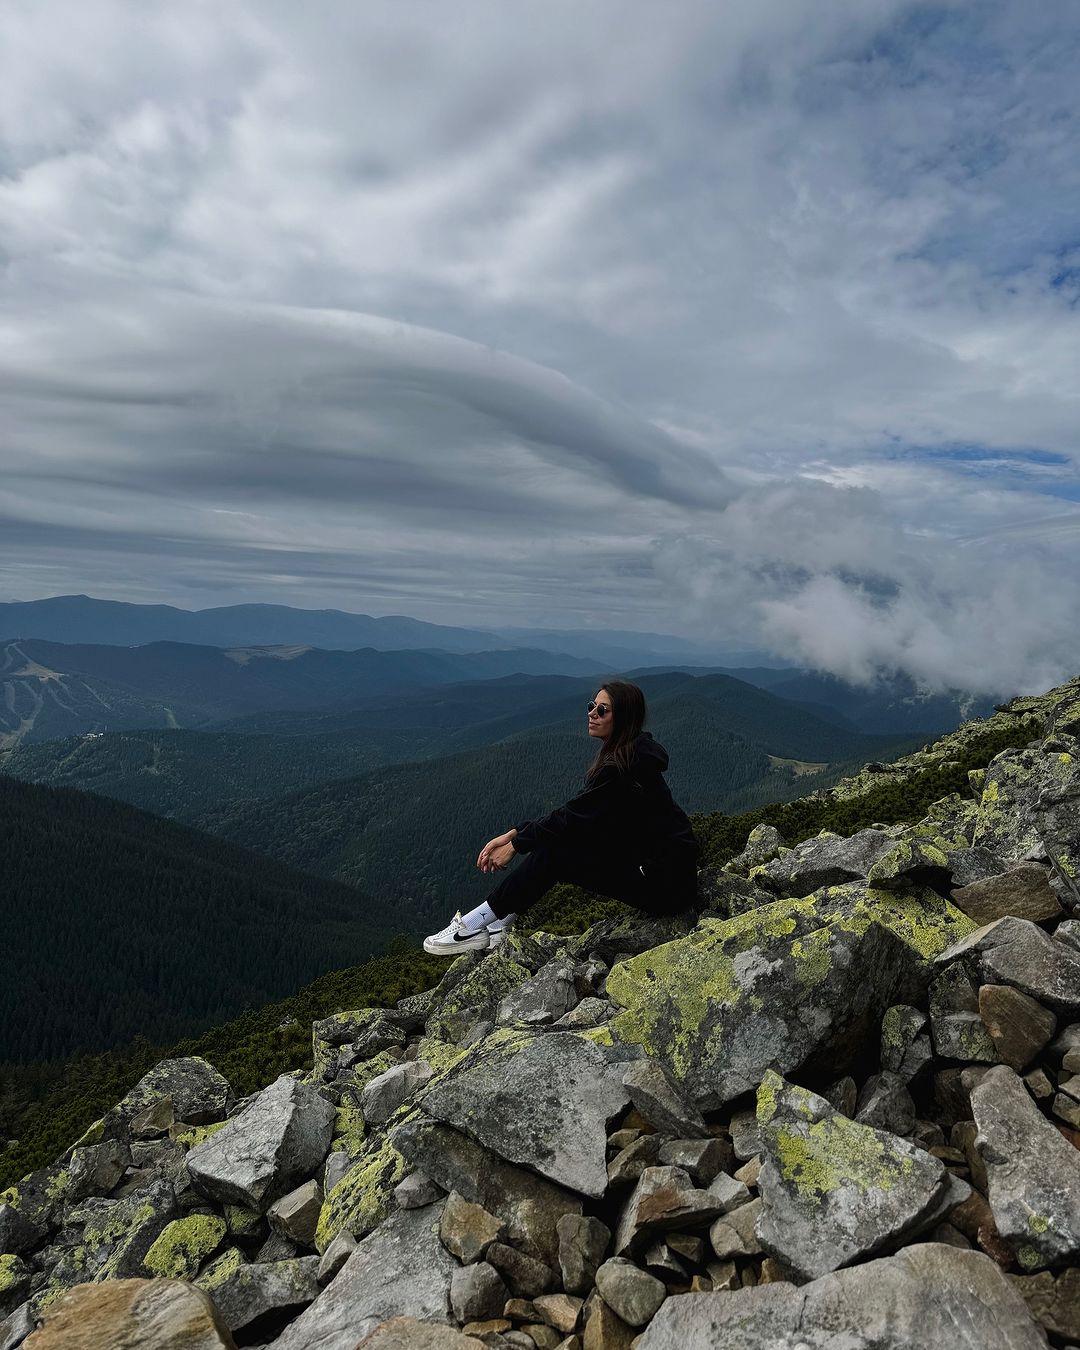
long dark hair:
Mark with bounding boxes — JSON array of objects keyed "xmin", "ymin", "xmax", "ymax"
[{"xmin": 585, "ymin": 679, "xmax": 647, "ymax": 783}]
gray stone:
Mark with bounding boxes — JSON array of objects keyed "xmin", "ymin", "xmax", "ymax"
[
  {"xmin": 269, "ymin": 1203, "xmax": 455, "ymax": 1350},
  {"xmin": 621, "ymin": 1061, "xmax": 707, "ymax": 1139},
  {"xmin": 317, "ymin": 1229, "xmax": 357, "ymax": 1285},
  {"xmin": 728, "ymin": 1109, "xmax": 761, "ymax": 1161},
  {"xmin": 1057, "ymin": 920, "xmax": 1080, "ymax": 954},
  {"xmin": 754, "ymin": 829, "xmax": 895, "ymax": 894},
  {"xmin": 614, "ymin": 1167, "xmax": 723, "ymax": 1256},
  {"xmin": 951, "ymin": 864, "xmax": 1062, "ymax": 926},
  {"xmin": 313, "ymin": 1009, "xmax": 405, "ymax": 1054},
  {"xmin": 553, "ymin": 998, "xmax": 612, "ymax": 1030},
  {"xmin": 705, "ymin": 1172, "xmax": 751, "ymax": 1214},
  {"xmin": 497, "ymin": 960, "xmax": 579, "ymax": 1026},
  {"xmin": 971, "ymin": 1064, "xmax": 1080, "ymax": 1269},
  {"xmin": 945, "ymin": 846, "xmax": 1010, "ymax": 889},
  {"xmin": 18, "ymin": 1279, "xmax": 235, "ymax": 1349},
  {"xmin": 708, "ymin": 1199, "xmax": 763, "ymax": 1259},
  {"xmin": 187, "ymin": 1075, "xmax": 334, "ymax": 1213},
  {"xmin": 439, "ymin": 1191, "xmax": 505, "ymax": 1263},
  {"xmin": 606, "ymin": 882, "xmax": 974, "ymax": 1110},
  {"xmin": 643, "ymin": 1240, "xmax": 688, "ymax": 1280},
  {"xmin": 929, "ymin": 962, "xmax": 998, "ymax": 1062},
  {"xmin": 356, "ymin": 1319, "xmax": 486, "ymax": 1350},
  {"xmin": 854, "ymin": 1071, "xmax": 916, "ymax": 1135},
  {"xmin": 725, "ymin": 824, "xmax": 785, "ymax": 875},
  {"xmin": 938, "ymin": 915, "xmax": 1080, "ymax": 1013},
  {"xmin": 1011, "ymin": 1266, "xmax": 1080, "ymax": 1340},
  {"xmin": 485, "ymin": 1242, "xmax": 555, "ymax": 1298},
  {"xmin": 556, "ymin": 1214, "xmax": 610, "ymax": 1296},
  {"xmin": 360, "ymin": 1060, "xmax": 434, "ymax": 1125},
  {"xmin": 392, "ymin": 1120, "xmax": 580, "ymax": 1267},
  {"xmin": 823, "ymin": 1075, "xmax": 857, "ymax": 1116},
  {"xmin": 210, "ymin": 1255, "xmax": 320, "ymax": 1335},
  {"xmin": 109, "ymin": 1057, "xmax": 233, "ymax": 1131},
  {"xmin": 978, "ymin": 984, "xmax": 1056, "ymax": 1071},
  {"xmin": 696, "ymin": 868, "xmax": 775, "ymax": 919},
  {"xmin": 594, "ymin": 1258, "xmax": 666, "ymax": 1328},
  {"xmin": 0, "ymin": 1303, "xmax": 32, "ymax": 1350},
  {"xmin": 656, "ymin": 1137, "xmax": 730, "ymax": 1185},
  {"xmin": 420, "ymin": 1032, "xmax": 629, "ymax": 1197},
  {"xmin": 393, "ymin": 1170, "xmax": 443, "ymax": 1210},
  {"xmin": 451, "ymin": 1262, "xmax": 508, "ymax": 1323},
  {"xmin": 606, "ymin": 1134, "xmax": 661, "ymax": 1188},
  {"xmin": 255, "ymin": 1229, "xmax": 299, "ymax": 1264},
  {"xmin": 756, "ymin": 1072, "xmax": 968, "ymax": 1281},
  {"xmin": 65, "ymin": 1139, "xmax": 129, "ymax": 1202},
  {"xmin": 267, "ymin": 1180, "xmax": 323, "ymax": 1248},
  {"xmin": 0, "ymin": 1258, "xmax": 29, "ymax": 1320},
  {"xmin": 39, "ymin": 1179, "xmax": 178, "ymax": 1296},
  {"xmin": 880, "ymin": 1004, "xmax": 932, "ymax": 1082},
  {"xmin": 323, "ymin": 1150, "xmax": 352, "ymax": 1196},
  {"xmin": 635, "ymin": 1243, "xmax": 1046, "ymax": 1349}
]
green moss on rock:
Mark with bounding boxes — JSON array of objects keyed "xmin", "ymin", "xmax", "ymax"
[{"xmin": 143, "ymin": 1213, "xmax": 226, "ymax": 1279}]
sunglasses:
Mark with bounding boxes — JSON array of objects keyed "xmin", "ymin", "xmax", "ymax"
[{"xmin": 587, "ymin": 701, "xmax": 611, "ymax": 718}]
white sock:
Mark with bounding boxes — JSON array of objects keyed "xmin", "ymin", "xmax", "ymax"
[
  {"xmin": 487, "ymin": 913, "xmax": 517, "ymax": 932},
  {"xmin": 458, "ymin": 900, "xmax": 499, "ymax": 934}
]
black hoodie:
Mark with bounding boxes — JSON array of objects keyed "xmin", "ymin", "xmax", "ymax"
[{"xmin": 511, "ymin": 731, "xmax": 698, "ymax": 865}]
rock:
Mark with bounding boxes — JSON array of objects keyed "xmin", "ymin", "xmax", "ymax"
[
  {"xmin": 655, "ymin": 1138, "xmax": 729, "ymax": 1185},
  {"xmin": 554, "ymin": 999, "xmax": 613, "ymax": 1030},
  {"xmin": 822, "ymin": 1075, "xmax": 857, "ymax": 1116},
  {"xmin": 21, "ymin": 1278, "xmax": 235, "ymax": 1349},
  {"xmin": 522, "ymin": 1322, "xmax": 562, "ymax": 1349},
  {"xmin": 725, "ymin": 824, "xmax": 785, "ymax": 875},
  {"xmin": 267, "ymin": 1181, "xmax": 323, "ymax": 1249},
  {"xmin": 360, "ymin": 1061, "xmax": 434, "ymax": 1125},
  {"xmin": 606, "ymin": 884, "xmax": 975, "ymax": 1109},
  {"xmin": 950, "ymin": 1121, "xmax": 989, "ymax": 1195},
  {"xmin": 642, "ymin": 1241, "xmax": 687, "ymax": 1280},
  {"xmin": 733, "ymin": 1157, "xmax": 762, "ymax": 1189},
  {"xmin": 64, "ymin": 1140, "xmax": 129, "ymax": 1204},
  {"xmin": 323, "ymin": 1151, "xmax": 352, "ymax": 1196},
  {"xmin": 0, "ymin": 1258, "xmax": 30, "ymax": 1320},
  {"xmin": 1025, "ymin": 1067, "xmax": 1055, "ymax": 1099},
  {"xmin": 929, "ymin": 962, "xmax": 998, "ymax": 1062},
  {"xmin": 606, "ymin": 1135, "xmax": 661, "ymax": 1188},
  {"xmin": 420, "ymin": 1031, "xmax": 629, "ymax": 1197},
  {"xmin": 1011, "ymin": 1267, "xmax": 1080, "ymax": 1340},
  {"xmin": 951, "ymin": 864, "xmax": 1062, "ymax": 925},
  {"xmin": 130, "ymin": 1097, "xmax": 175, "ymax": 1140},
  {"xmin": 634, "ymin": 1243, "xmax": 1046, "ymax": 1349},
  {"xmin": 313, "ymin": 1009, "xmax": 405, "ymax": 1056},
  {"xmin": 210, "ymin": 1256, "xmax": 319, "ymax": 1336},
  {"xmin": 614, "ymin": 1168, "xmax": 723, "ymax": 1256},
  {"xmin": 708, "ymin": 1199, "xmax": 763, "ymax": 1259},
  {"xmin": 696, "ymin": 870, "xmax": 775, "ymax": 919},
  {"xmin": 497, "ymin": 961, "xmax": 580, "ymax": 1026},
  {"xmin": 393, "ymin": 1120, "xmax": 581, "ymax": 1267},
  {"xmin": 754, "ymin": 830, "xmax": 895, "ymax": 895},
  {"xmin": 867, "ymin": 836, "xmax": 955, "ymax": 889},
  {"xmin": 531, "ymin": 1293, "xmax": 582, "ymax": 1333},
  {"xmin": 594, "ymin": 1259, "xmax": 666, "ymax": 1328},
  {"xmin": 0, "ymin": 1303, "xmax": 33, "ymax": 1350},
  {"xmin": 451, "ymin": 1263, "xmax": 509, "ymax": 1323},
  {"xmin": 486, "ymin": 1243, "xmax": 556, "ymax": 1298},
  {"xmin": 142, "ymin": 1214, "xmax": 227, "ymax": 1280},
  {"xmin": 187, "ymin": 1075, "xmax": 334, "ymax": 1212},
  {"xmin": 581, "ymin": 1293, "xmax": 634, "ymax": 1350},
  {"xmin": 879, "ymin": 1005, "xmax": 933, "ymax": 1082},
  {"xmin": 970, "ymin": 1064, "xmax": 1080, "ymax": 1269},
  {"xmin": 425, "ymin": 952, "xmax": 533, "ymax": 1044},
  {"xmin": 109, "ymin": 1058, "xmax": 233, "ymax": 1133},
  {"xmin": 756, "ymin": 1072, "xmax": 968, "ymax": 1280},
  {"xmin": 728, "ymin": 1109, "xmax": 761, "ymax": 1161},
  {"xmin": 621, "ymin": 1062, "xmax": 707, "ymax": 1140},
  {"xmin": 1057, "ymin": 920, "xmax": 1080, "ymax": 954},
  {"xmin": 705, "ymin": 1172, "xmax": 751, "ymax": 1213},
  {"xmin": 944, "ymin": 845, "xmax": 1009, "ymax": 889},
  {"xmin": 854, "ymin": 1072, "xmax": 916, "ymax": 1135},
  {"xmin": 393, "ymin": 1171, "xmax": 443, "ymax": 1210},
  {"xmin": 357, "ymin": 1320, "xmax": 484, "ymax": 1349},
  {"xmin": 557, "ymin": 1215, "xmax": 611, "ymax": 1296},
  {"xmin": 317, "ymin": 1229, "xmax": 357, "ymax": 1284},
  {"xmin": 38, "ymin": 1179, "xmax": 179, "ymax": 1298},
  {"xmin": 978, "ymin": 985, "xmax": 1056, "ymax": 1071},
  {"xmin": 270, "ymin": 1203, "xmax": 456, "ymax": 1350},
  {"xmin": 440, "ymin": 1192, "xmax": 506, "ymax": 1263},
  {"xmin": 315, "ymin": 1132, "xmax": 409, "ymax": 1252}
]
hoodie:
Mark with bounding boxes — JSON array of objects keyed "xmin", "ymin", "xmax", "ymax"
[{"xmin": 511, "ymin": 731, "xmax": 698, "ymax": 864}]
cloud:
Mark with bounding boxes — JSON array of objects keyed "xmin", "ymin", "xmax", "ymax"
[{"xmin": 1, "ymin": 1, "xmax": 1080, "ymax": 690}]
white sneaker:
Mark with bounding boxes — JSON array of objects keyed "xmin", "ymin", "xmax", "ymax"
[
  {"xmin": 486, "ymin": 923, "xmax": 513, "ymax": 949},
  {"xmin": 423, "ymin": 912, "xmax": 491, "ymax": 956}
]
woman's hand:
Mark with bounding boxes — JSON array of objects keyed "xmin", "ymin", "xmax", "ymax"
[{"xmin": 477, "ymin": 834, "xmax": 516, "ymax": 872}]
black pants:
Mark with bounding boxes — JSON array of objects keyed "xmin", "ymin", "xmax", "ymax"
[{"xmin": 486, "ymin": 843, "xmax": 699, "ymax": 921}]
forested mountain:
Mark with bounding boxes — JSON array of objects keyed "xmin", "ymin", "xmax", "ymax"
[
  {"xmin": 4, "ymin": 672, "xmax": 920, "ymax": 826},
  {"xmin": 0, "ymin": 777, "xmax": 387, "ymax": 1066},
  {"xmin": 197, "ymin": 686, "xmax": 922, "ymax": 926},
  {"xmin": 0, "ymin": 637, "xmax": 604, "ymax": 747}
]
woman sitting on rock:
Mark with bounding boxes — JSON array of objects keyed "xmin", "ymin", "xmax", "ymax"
[{"xmin": 423, "ymin": 678, "xmax": 700, "ymax": 954}]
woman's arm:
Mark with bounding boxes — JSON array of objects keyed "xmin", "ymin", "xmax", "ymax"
[{"xmin": 511, "ymin": 766, "xmax": 622, "ymax": 854}]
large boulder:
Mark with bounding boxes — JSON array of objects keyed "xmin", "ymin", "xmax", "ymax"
[
  {"xmin": 21, "ymin": 1278, "xmax": 235, "ymax": 1350},
  {"xmin": 752, "ymin": 830, "xmax": 895, "ymax": 895},
  {"xmin": 419, "ymin": 1029, "xmax": 631, "ymax": 1197},
  {"xmin": 606, "ymin": 884, "xmax": 975, "ymax": 1108},
  {"xmin": 936, "ymin": 915, "xmax": 1080, "ymax": 1014},
  {"xmin": 269, "ymin": 1203, "xmax": 456, "ymax": 1350},
  {"xmin": 187, "ymin": 1076, "xmax": 335, "ymax": 1212},
  {"xmin": 105, "ymin": 1059, "xmax": 234, "ymax": 1137},
  {"xmin": 970, "ymin": 1064, "xmax": 1080, "ymax": 1270},
  {"xmin": 951, "ymin": 864, "xmax": 1062, "ymax": 925},
  {"xmin": 635, "ymin": 1243, "xmax": 1045, "ymax": 1349},
  {"xmin": 755, "ymin": 1072, "xmax": 968, "ymax": 1280},
  {"xmin": 391, "ymin": 1120, "xmax": 580, "ymax": 1267}
]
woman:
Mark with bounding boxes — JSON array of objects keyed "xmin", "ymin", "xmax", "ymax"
[{"xmin": 423, "ymin": 679, "xmax": 699, "ymax": 955}]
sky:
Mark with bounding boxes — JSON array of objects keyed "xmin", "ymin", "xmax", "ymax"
[{"xmin": 2, "ymin": 1, "xmax": 1080, "ymax": 694}]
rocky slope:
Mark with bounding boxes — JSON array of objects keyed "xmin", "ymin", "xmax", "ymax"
[{"xmin": 3, "ymin": 677, "xmax": 1080, "ymax": 1348}]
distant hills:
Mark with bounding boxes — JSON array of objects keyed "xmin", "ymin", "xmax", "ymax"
[{"xmin": 0, "ymin": 776, "xmax": 387, "ymax": 1065}]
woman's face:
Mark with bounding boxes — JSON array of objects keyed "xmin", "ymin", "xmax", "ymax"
[{"xmin": 588, "ymin": 687, "xmax": 614, "ymax": 739}]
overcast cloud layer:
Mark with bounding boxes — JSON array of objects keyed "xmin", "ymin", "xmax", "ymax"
[{"xmin": 2, "ymin": 1, "xmax": 1079, "ymax": 693}]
